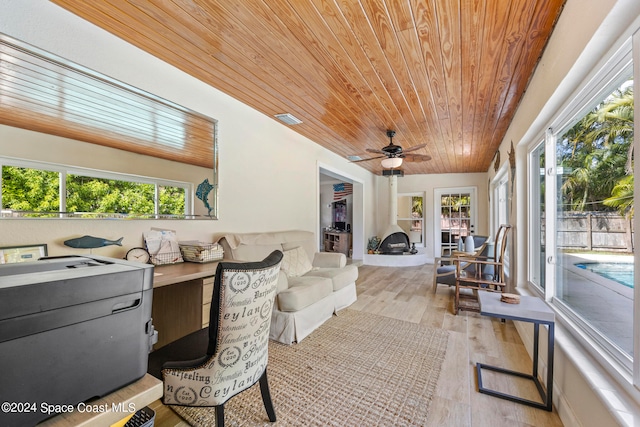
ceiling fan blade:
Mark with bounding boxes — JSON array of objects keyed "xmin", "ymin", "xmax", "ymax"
[
  {"xmin": 350, "ymin": 155, "xmax": 387, "ymax": 163},
  {"xmin": 366, "ymin": 148, "xmax": 387, "ymax": 155},
  {"xmin": 402, "ymin": 143, "xmax": 427, "ymax": 153},
  {"xmin": 403, "ymin": 153, "xmax": 432, "ymax": 162}
]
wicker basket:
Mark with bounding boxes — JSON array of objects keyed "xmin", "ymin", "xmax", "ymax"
[
  {"xmin": 150, "ymin": 251, "xmax": 183, "ymax": 266},
  {"xmin": 179, "ymin": 242, "xmax": 224, "ymax": 263}
]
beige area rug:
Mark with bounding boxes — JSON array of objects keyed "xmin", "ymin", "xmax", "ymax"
[{"xmin": 171, "ymin": 309, "xmax": 449, "ymax": 426}]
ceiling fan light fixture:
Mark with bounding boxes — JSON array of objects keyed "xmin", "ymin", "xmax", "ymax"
[
  {"xmin": 381, "ymin": 157, "xmax": 402, "ymax": 169},
  {"xmin": 274, "ymin": 113, "xmax": 302, "ymax": 125}
]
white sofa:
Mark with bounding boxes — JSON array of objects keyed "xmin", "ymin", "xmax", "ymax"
[{"xmin": 218, "ymin": 230, "xmax": 358, "ymax": 344}]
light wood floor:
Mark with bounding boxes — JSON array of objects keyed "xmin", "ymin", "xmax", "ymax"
[{"xmin": 150, "ymin": 263, "xmax": 564, "ymax": 426}]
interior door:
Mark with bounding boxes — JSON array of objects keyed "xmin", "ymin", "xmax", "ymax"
[{"xmin": 435, "ymin": 187, "xmax": 478, "ymax": 256}]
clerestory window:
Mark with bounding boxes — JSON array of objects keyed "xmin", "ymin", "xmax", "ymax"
[{"xmin": 0, "ymin": 158, "xmax": 190, "ymax": 218}]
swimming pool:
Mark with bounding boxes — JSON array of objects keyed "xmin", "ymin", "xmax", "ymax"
[{"xmin": 575, "ymin": 262, "xmax": 634, "ymax": 289}]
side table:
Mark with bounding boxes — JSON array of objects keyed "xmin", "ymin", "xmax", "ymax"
[{"xmin": 476, "ymin": 292, "xmax": 555, "ymax": 411}]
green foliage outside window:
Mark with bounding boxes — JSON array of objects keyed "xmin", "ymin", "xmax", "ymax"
[
  {"xmin": 1, "ymin": 167, "xmax": 59, "ymax": 214},
  {"xmin": 159, "ymin": 186, "xmax": 186, "ymax": 215},
  {"xmin": 2, "ymin": 166, "xmax": 186, "ymax": 217},
  {"xmin": 66, "ymin": 175, "xmax": 155, "ymax": 215},
  {"xmin": 558, "ymin": 81, "xmax": 634, "ymax": 216}
]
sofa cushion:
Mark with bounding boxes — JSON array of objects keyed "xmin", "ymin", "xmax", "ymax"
[
  {"xmin": 305, "ymin": 264, "xmax": 358, "ymax": 291},
  {"xmin": 276, "ymin": 276, "xmax": 332, "ymax": 312},
  {"xmin": 231, "ymin": 243, "xmax": 283, "ymax": 262},
  {"xmin": 281, "ymin": 246, "xmax": 313, "ymax": 277},
  {"xmin": 312, "ymin": 252, "xmax": 346, "ymax": 268},
  {"xmin": 221, "ymin": 230, "xmax": 318, "ymax": 259}
]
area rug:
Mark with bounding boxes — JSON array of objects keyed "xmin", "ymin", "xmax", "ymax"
[{"xmin": 171, "ymin": 309, "xmax": 449, "ymax": 426}]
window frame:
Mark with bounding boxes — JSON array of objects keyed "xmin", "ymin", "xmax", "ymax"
[
  {"xmin": 0, "ymin": 157, "xmax": 193, "ymax": 218},
  {"xmin": 527, "ymin": 139, "xmax": 546, "ymax": 290},
  {"xmin": 525, "ymin": 33, "xmax": 638, "ymax": 389},
  {"xmin": 490, "ymin": 163, "xmax": 509, "ymax": 237}
]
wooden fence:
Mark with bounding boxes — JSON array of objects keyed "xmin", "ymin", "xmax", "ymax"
[{"xmin": 549, "ymin": 212, "xmax": 634, "ymax": 253}]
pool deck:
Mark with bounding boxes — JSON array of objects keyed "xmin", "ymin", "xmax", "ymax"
[{"xmin": 559, "ymin": 253, "xmax": 633, "ymax": 355}]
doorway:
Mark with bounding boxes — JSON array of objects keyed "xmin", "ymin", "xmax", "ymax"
[
  {"xmin": 434, "ymin": 187, "xmax": 478, "ymax": 256},
  {"xmin": 318, "ymin": 166, "xmax": 364, "ymax": 261}
]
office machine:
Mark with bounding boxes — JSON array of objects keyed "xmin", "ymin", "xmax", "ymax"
[{"xmin": 0, "ymin": 256, "xmax": 156, "ymax": 426}]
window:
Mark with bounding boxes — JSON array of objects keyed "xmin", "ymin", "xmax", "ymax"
[
  {"xmin": 528, "ymin": 35, "xmax": 636, "ymax": 376},
  {"xmin": 554, "ymin": 75, "xmax": 634, "ymax": 362},
  {"xmin": 398, "ymin": 194, "xmax": 423, "ymax": 245},
  {"xmin": 491, "ymin": 168, "xmax": 509, "ymax": 235},
  {"xmin": 1, "ymin": 166, "xmax": 60, "ymax": 217},
  {"xmin": 491, "ymin": 168, "xmax": 511, "ymax": 277},
  {"xmin": 1, "ymin": 159, "xmax": 190, "ymax": 218}
]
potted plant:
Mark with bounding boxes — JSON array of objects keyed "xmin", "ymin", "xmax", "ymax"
[{"xmin": 367, "ymin": 236, "xmax": 380, "ymax": 254}]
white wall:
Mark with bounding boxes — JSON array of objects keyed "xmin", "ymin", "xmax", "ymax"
[{"xmin": 0, "ymin": 0, "xmax": 377, "ymax": 259}]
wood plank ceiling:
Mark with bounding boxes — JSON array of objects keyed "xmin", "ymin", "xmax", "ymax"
[{"xmin": 50, "ymin": 0, "xmax": 565, "ymax": 175}]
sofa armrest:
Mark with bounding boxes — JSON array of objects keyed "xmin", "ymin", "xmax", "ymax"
[
  {"xmin": 312, "ymin": 252, "xmax": 346, "ymax": 268},
  {"xmin": 276, "ymin": 270, "xmax": 289, "ymax": 293}
]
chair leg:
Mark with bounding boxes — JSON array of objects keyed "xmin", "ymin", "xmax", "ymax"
[
  {"xmin": 454, "ymin": 284, "xmax": 460, "ymax": 315},
  {"xmin": 215, "ymin": 404, "xmax": 224, "ymax": 427},
  {"xmin": 259, "ymin": 370, "xmax": 277, "ymax": 422}
]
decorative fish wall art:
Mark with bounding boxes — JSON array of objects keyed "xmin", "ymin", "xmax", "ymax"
[
  {"xmin": 196, "ymin": 178, "xmax": 214, "ymax": 217},
  {"xmin": 63, "ymin": 235, "xmax": 124, "ymax": 249}
]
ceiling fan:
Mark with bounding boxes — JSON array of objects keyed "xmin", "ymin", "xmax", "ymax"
[{"xmin": 351, "ymin": 130, "xmax": 431, "ymax": 168}]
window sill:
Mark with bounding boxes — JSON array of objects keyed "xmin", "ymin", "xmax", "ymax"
[{"xmin": 518, "ymin": 286, "xmax": 640, "ymax": 426}]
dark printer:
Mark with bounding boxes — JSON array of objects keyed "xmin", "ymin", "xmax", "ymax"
[{"xmin": 0, "ymin": 256, "xmax": 156, "ymax": 426}]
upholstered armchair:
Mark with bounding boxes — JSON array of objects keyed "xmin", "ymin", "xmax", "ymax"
[
  {"xmin": 432, "ymin": 235, "xmax": 489, "ymax": 294},
  {"xmin": 158, "ymin": 251, "xmax": 283, "ymax": 427}
]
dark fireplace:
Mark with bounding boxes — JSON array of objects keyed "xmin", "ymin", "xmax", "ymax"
[{"xmin": 378, "ymin": 228, "xmax": 410, "ymax": 255}]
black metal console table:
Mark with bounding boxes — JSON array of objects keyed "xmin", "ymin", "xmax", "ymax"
[{"xmin": 476, "ymin": 291, "xmax": 555, "ymax": 411}]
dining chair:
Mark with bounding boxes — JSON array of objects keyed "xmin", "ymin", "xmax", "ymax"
[
  {"xmin": 454, "ymin": 225, "xmax": 512, "ymax": 313},
  {"xmin": 432, "ymin": 235, "xmax": 489, "ymax": 294},
  {"xmin": 157, "ymin": 250, "xmax": 283, "ymax": 427}
]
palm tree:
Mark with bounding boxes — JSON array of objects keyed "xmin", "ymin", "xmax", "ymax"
[
  {"xmin": 604, "ymin": 175, "xmax": 634, "ymax": 216},
  {"xmin": 594, "ymin": 86, "xmax": 634, "ymax": 173},
  {"xmin": 559, "ymin": 83, "xmax": 633, "ymax": 212}
]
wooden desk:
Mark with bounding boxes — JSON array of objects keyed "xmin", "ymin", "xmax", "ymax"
[
  {"xmin": 39, "ymin": 374, "xmax": 162, "ymax": 427},
  {"xmin": 476, "ymin": 292, "xmax": 555, "ymax": 411},
  {"xmin": 152, "ymin": 262, "xmax": 219, "ymax": 349}
]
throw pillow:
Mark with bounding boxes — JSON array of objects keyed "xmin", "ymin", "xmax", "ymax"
[{"xmin": 281, "ymin": 246, "xmax": 313, "ymax": 277}]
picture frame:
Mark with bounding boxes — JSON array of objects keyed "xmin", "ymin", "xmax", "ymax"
[{"xmin": 0, "ymin": 244, "xmax": 48, "ymax": 264}]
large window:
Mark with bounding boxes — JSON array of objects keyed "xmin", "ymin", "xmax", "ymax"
[
  {"xmin": 1, "ymin": 159, "xmax": 190, "ymax": 218},
  {"xmin": 555, "ymin": 75, "xmax": 634, "ymax": 361},
  {"xmin": 528, "ymin": 36, "xmax": 636, "ymax": 376}
]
